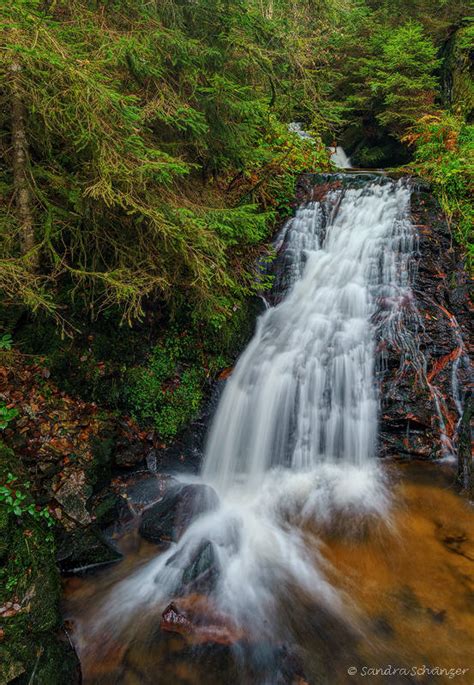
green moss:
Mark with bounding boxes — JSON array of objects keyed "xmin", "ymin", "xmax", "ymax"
[
  {"xmin": 0, "ymin": 442, "xmax": 77, "ymax": 684},
  {"xmin": 122, "ymin": 297, "xmax": 260, "ymax": 440},
  {"xmin": 443, "ymin": 24, "xmax": 474, "ymax": 119},
  {"xmin": 410, "ymin": 114, "xmax": 473, "ymax": 271},
  {"xmin": 124, "ymin": 345, "xmax": 205, "ymax": 440}
]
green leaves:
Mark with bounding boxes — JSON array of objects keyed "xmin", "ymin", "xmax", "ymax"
[
  {"xmin": 0, "ymin": 473, "xmax": 55, "ymax": 537},
  {"xmin": 407, "ymin": 114, "xmax": 473, "ymax": 272},
  {"xmin": 349, "ymin": 21, "xmax": 440, "ymax": 136},
  {"xmin": 0, "ymin": 333, "xmax": 13, "ymax": 351},
  {"xmin": 0, "ymin": 404, "xmax": 19, "ymax": 430}
]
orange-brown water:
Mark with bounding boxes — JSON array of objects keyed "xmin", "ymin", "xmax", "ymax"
[
  {"xmin": 318, "ymin": 462, "xmax": 474, "ymax": 684},
  {"xmin": 64, "ymin": 462, "xmax": 474, "ymax": 685}
]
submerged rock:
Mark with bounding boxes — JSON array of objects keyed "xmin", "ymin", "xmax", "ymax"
[
  {"xmin": 139, "ymin": 482, "xmax": 219, "ymax": 545},
  {"xmin": 160, "ymin": 594, "xmax": 244, "ymax": 645}
]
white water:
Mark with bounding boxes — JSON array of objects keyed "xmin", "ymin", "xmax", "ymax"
[
  {"xmin": 288, "ymin": 121, "xmax": 313, "ymax": 140},
  {"xmin": 329, "ymin": 145, "xmax": 352, "ymax": 168},
  {"xmin": 205, "ymin": 179, "xmax": 412, "ymax": 491},
  {"xmin": 87, "ymin": 177, "xmax": 415, "ymax": 652}
]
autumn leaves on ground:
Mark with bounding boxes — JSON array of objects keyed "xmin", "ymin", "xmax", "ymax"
[{"xmin": 0, "ymin": 351, "xmax": 159, "ymax": 683}]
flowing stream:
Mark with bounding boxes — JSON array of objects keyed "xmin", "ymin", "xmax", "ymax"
[{"xmin": 66, "ymin": 175, "xmax": 473, "ymax": 684}]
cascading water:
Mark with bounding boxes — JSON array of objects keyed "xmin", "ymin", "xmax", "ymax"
[
  {"xmin": 329, "ymin": 146, "xmax": 352, "ymax": 168},
  {"xmin": 71, "ymin": 175, "xmax": 422, "ymax": 682},
  {"xmin": 204, "ymin": 178, "xmax": 413, "ymax": 490}
]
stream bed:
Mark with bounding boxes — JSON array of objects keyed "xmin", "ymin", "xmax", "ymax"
[{"xmin": 64, "ymin": 461, "xmax": 474, "ymax": 684}]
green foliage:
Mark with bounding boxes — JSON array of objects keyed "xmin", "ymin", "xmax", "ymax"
[
  {"xmin": 0, "ymin": 0, "xmax": 331, "ymax": 328},
  {"xmin": 337, "ymin": 19, "xmax": 439, "ymax": 140},
  {"xmin": 1, "ymin": 0, "xmax": 470, "ymax": 330},
  {"xmin": 368, "ymin": 23, "xmax": 439, "ymax": 135},
  {"xmin": 406, "ymin": 113, "xmax": 473, "ymax": 270},
  {"xmin": 0, "ymin": 403, "xmax": 19, "ymax": 430},
  {"xmin": 0, "ymin": 442, "xmax": 75, "ymax": 685},
  {"xmin": 0, "ymin": 333, "xmax": 13, "ymax": 350},
  {"xmin": 124, "ymin": 338, "xmax": 205, "ymax": 439},
  {"xmin": 0, "ymin": 472, "xmax": 55, "ymax": 534}
]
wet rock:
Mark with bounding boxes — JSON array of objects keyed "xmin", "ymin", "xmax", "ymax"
[
  {"xmin": 119, "ymin": 472, "xmax": 177, "ymax": 515},
  {"xmin": 94, "ymin": 472, "xmax": 176, "ymax": 524},
  {"xmin": 161, "ymin": 602, "xmax": 192, "ymax": 633},
  {"xmin": 139, "ymin": 483, "xmax": 219, "ymax": 545},
  {"xmin": 53, "ymin": 468, "xmax": 92, "ymax": 526},
  {"xmin": 180, "ymin": 540, "xmax": 220, "ymax": 594},
  {"xmin": 427, "ymin": 608, "xmax": 446, "ymax": 623},
  {"xmin": 261, "ymin": 644, "xmax": 308, "ymax": 685},
  {"xmin": 371, "ymin": 615, "xmax": 394, "ymax": 638},
  {"xmin": 375, "ymin": 180, "xmax": 471, "ymax": 464},
  {"xmin": 435, "ymin": 522, "xmax": 474, "ymax": 561},
  {"xmin": 456, "ymin": 394, "xmax": 473, "ymax": 496},
  {"xmin": 160, "ymin": 594, "xmax": 244, "ymax": 645},
  {"xmin": 114, "ymin": 441, "xmax": 146, "ymax": 468},
  {"xmin": 396, "ymin": 586, "xmax": 423, "ymax": 615},
  {"xmin": 57, "ymin": 526, "xmax": 122, "ymax": 574}
]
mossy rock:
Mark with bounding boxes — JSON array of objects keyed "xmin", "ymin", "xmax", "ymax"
[
  {"xmin": 0, "ymin": 442, "xmax": 78, "ymax": 684},
  {"xmin": 0, "ymin": 637, "xmax": 79, "ymax": 685},
  {"xmin": 0, "ymin": 505, "xmax": 9, "ymax": 560}
]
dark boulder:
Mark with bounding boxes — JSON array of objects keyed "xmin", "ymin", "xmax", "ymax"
[
  {"xmin": 139, "ymin": 482, "xmax": 219, "ymax": 545},
  {"xmin": 107, "ymin": 471, "xmax": 177, "ymax": 520},
  {"xmin": 180, "ymin": 539, "xmax": 220, "ymax": 594},
  {"xmin": 57, "ymin": 526, "xmax": 122, "ymax": 575}
]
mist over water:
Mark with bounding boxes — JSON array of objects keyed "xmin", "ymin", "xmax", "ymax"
[{"xmin": 81, "ymin": 176, "xmax": 417, "ymax": 669}]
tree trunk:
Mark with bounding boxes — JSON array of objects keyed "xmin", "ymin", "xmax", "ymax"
[{"xmin": 10, "ymin": 60, "xmax": 37, "ymax": 268}]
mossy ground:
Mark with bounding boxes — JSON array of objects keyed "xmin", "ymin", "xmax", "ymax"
[
  {"xmin": 13, "ymin": 294, "xmax": 261, "ymax": 444},
  {"xmin": 0, "ymin": 443, "xmax": 78, "ymax": 685}
]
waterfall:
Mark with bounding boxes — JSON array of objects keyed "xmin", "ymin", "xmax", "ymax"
[
  {"xmin": 204, "ymin": 177, "xmax": 412, "ymax": 493},
  {"xmin": 329, "ymin": 145, "xmax": 352, "ymax": 168},
  {"xmin": 84, "ymin": 175, "xmax": 416, "ymax": 662}
]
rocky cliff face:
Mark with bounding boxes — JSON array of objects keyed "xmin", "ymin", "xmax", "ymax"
[
  {"xmin": 296, "ymin": 173, "xmax": 472, "ymax": 492},
  {"xmin": 379, "ymin": 180, "xmax": 471, "ymax": 471}
]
